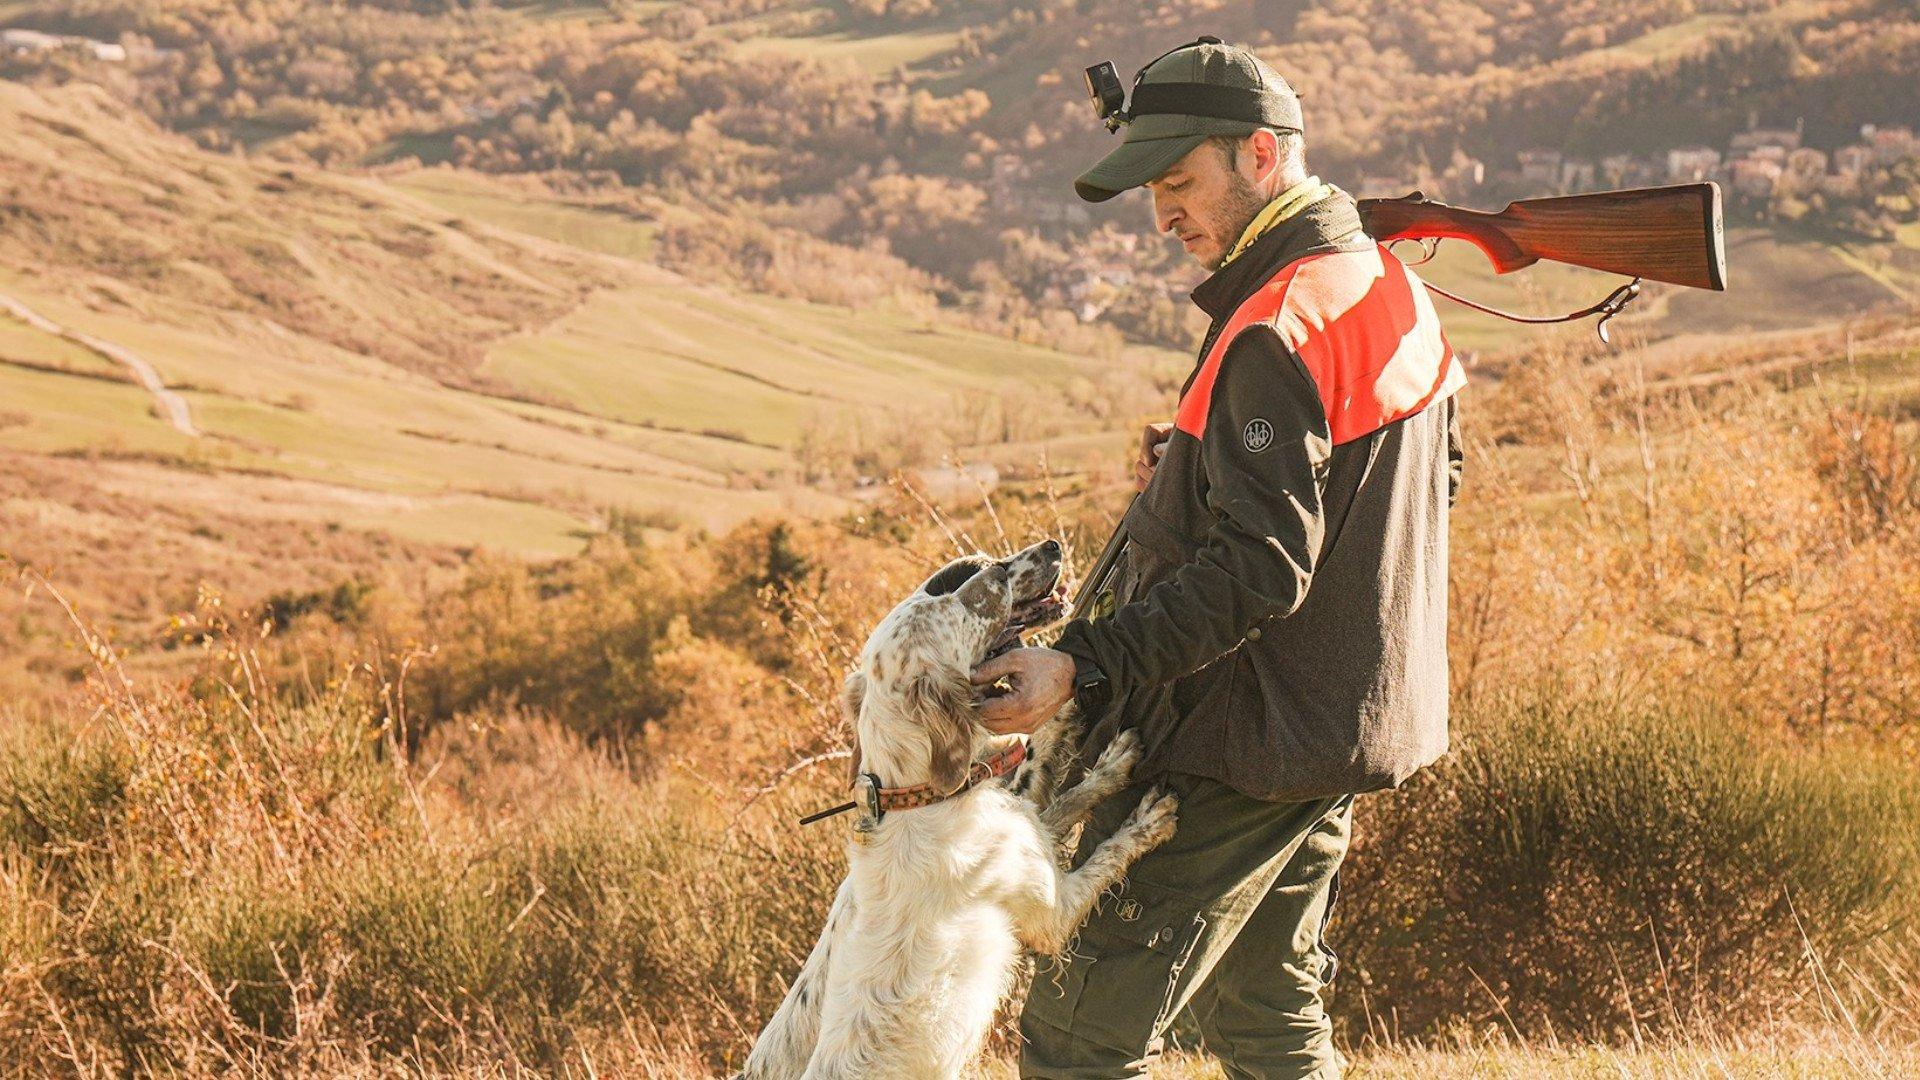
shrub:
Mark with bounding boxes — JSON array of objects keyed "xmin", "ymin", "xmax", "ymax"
[
  {"xmin": 0, "ymin": 635, "xmax": 844, "ymax": 1074},
  {"xmin": 1336, "ymin": 694, "xmax": 1920, "ymax": 1042}
]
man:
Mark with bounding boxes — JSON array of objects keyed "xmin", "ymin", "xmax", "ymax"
[{"xmin": 970, "ymin": 37, "xmax": 1464, "ymax": 1080}]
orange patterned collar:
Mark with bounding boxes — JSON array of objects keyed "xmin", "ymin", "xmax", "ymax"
[
  {"xmin": 800, "ymin": 740, "xmax": 1029, "ymax": 826},
  {"xmin": 871, "ymin": 740, "xmax": 1029, "ymax": 815}
]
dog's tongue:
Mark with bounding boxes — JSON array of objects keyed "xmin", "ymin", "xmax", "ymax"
[{"xmin": 984, "ymin": 579, "xmax": 1070, "ymax": 662}]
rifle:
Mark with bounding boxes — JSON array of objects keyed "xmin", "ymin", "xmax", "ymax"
[{"xmin": 1071, "ymin": 182, "xmax": 1728, "ymax": 615}]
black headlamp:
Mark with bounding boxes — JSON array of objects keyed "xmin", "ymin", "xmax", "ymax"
[
  {"xmin": 1084, "ymin": 61, "xmax": 1127, "ymax": 132},
  {"xmin": 1083, "ymin": 36, "xmax": 1302, "ymax": 136}
]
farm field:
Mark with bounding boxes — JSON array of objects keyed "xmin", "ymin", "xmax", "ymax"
[
  {"xmin": 0, "ymin": 83, "xmax": 1140, "ymax": 569},
  {"xmin": 483, "ymin": 276, "xmax": 1109, "ymax": 446}
]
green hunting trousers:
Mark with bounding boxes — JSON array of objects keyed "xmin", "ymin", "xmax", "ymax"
[{"xmin": 1020, "ymin": 773, "xmax": 1353, "ymax": 1080}]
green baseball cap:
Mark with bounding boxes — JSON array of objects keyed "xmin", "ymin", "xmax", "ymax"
[{"xmin": 1075, "ymin": 36, "xmax": 1303, "ymax": 203}]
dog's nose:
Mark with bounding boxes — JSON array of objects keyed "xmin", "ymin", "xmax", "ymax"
[{"xmin": 1040, "ymin": 539, "xmax": 1061, "ymax": 557}]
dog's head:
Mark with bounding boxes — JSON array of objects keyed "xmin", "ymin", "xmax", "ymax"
[{"xmin": 844, "ymin": 539, "xmax": 1066, "ymax": 794}]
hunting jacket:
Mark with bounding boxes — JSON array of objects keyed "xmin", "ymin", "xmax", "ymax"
[{"xmin": 1054, "ymin": 188, "xmax": 1465, "ymax": 802}]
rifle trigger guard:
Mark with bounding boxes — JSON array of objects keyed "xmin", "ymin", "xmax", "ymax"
[{"xmin": 1385, "ymin": 237, "xmax": 1440, "ymax": 266}]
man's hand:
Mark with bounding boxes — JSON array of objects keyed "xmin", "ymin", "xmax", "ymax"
[
  {"xmin": 970, "ymin": 647, "xmax": 1076, "ymax": 736},
  {"xmin": 1136, "ymin": 421, "xmax": 1174, "ymax": 492}
]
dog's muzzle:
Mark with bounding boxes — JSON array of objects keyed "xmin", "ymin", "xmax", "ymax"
[{"xmin": 985, "ymin": 579, "xmax": 1069, "ymax": 660}]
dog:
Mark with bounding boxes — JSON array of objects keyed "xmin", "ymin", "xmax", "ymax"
[{"xmin": 737, "ymin": 539, "xmax": 1178, "ymax": 1079}]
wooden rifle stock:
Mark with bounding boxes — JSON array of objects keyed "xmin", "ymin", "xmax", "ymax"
[{"xmin": 1357, "ymin": 182, "xmax": 1728, "ymax": 291}]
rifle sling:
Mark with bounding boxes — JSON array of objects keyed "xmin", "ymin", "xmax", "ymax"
[{"xmin": 1417, "ymin": 272, "xmax": 1644, "ymax": 344}]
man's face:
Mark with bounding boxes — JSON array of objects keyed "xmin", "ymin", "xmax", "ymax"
[{"xmin": 1145, "ymin": 137, "xmax": 1271, "ymax": 271}]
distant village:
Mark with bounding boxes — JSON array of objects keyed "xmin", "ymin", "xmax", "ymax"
[
  {"xmin": 1, "ymin": 27, "xmax": 128, "ymax": 64},
  {"xmin": 1398, "ymin": 117, "xmax": 1920, "ymax": 234},
  {"xmin": 1015, "ymin": 116, "xmax": 1920, "ymax": 326}
]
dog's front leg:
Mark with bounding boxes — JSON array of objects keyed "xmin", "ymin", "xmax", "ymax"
[
  {"xmin": 1039, "ymin": 728, "xmax": 1140, "ymax": 837},
  {"xmin": 739, "ymin": 877, "xmax": 854, "ymax": 1079},
  {"xmin": 1013, "ymin": 785, "xmax": 1178, "ymax": 956}
]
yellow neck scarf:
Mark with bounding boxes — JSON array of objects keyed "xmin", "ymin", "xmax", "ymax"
[{"xmin": 1221, "ymin": 175, "xmax": 1338, "ymax": 267}]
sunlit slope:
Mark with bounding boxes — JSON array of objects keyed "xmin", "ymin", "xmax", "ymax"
[
  {"xmin": 0, "ymin": 82, "xmax": 823, "ymax": 553},
  {"xmin": 482, "ymin": 278, "xmax": 1103, "ymax": 446},
  {"xmin": 391, "ymin": 170, "xmax": 1107, "ymax": 448},
  {"xmin": 0, "ymin": 82, "xmax": 1135, "ymax": 558}
]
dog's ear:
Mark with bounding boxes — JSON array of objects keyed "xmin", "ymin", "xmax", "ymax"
[
  {"xmin": 904, "ymin": 668, "xmax": 974, "ymax": 794},
  {"xmin": 954, "ymin": 561, "xmax": 1010, "ymax": 618},
  {"xmin": 841, "ymin": 670, "xmax": 867, "ymax": 788},
  {"xmin": 921, "ymin": 554, "xmax": 992, "ymax": 597}
]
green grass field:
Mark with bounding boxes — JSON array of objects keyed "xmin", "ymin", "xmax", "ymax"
[
  {"xmin": 1597, "ymin": 13, "xmax": 1744, "ymax": 62},
  {"xmin": 0, "ymin": 312, "xmax": 124, "ymax": 379},
  {"xmin": 735, "ymin": 25, "xmax": 966, "ymax": 73},
  {"xmin": 485, "ymin": 278, "xmax": 1105, "ymax": 447},
  {"xmin": 392, "ymin": 170, "xmax": 660, "ymax": 262},
  {"xmin": 400, "ymin": 169, "xmax": 1117, "ymax": 454},
  {"xmin": 0, "ymin": 362, "xmax": 188, "ymax": 454}
]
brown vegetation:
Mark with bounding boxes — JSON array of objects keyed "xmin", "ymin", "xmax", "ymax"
[
  {"xmin": 3, "ymin": 314, "xmax": 1919, "ymax": 1074},
  {"xmin": 11, "ymin": 1, "xmax": 1914, "ymax": 353}
]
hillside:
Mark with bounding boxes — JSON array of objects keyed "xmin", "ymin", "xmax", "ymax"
[
  {"xmin": 3, "ymin": 0, "xmax": 1915, "ymax": 359},
  {"xmin": 0, "ymin": 79, "xmax": 1170, "ymax": 694}
]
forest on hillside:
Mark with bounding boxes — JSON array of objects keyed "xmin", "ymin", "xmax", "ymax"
[{"xmin": 4, "ymin": 0, "xmax": 1917, "ymax": 350}]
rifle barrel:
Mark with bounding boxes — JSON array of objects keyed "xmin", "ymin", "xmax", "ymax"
[{"xmin": 1071, "ymin": 497, "xmax": 1134, "ymax": 616}]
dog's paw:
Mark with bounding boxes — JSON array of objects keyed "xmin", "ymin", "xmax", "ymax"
[
  {"xmin": 1123, "ymin": 784, "xmax": 1179, "ymax": 848},
  {"xmin": 1089, "ymin": 729, "xmax": 1141, "ymax": 781}
]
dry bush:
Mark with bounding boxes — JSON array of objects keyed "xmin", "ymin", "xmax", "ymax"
[
  {"xmin": 1337, "ymin": 695, "xmax": 1920, "ymax": 1043},
  {"xmin": 1449, "ymin": 347, "xmax": 1920, "ymax": 741},
  {"xmin": 6, "ymin": 321, "xmax": 1920, "ymax": 1073},
  {"xmin": 0, "ymin": 590, "xmax": 843, "ymax": 1076}
]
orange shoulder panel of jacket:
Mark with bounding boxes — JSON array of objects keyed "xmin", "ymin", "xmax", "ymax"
[{"xmin": 1174, "ymin": 245, "xmax": 1462, "ymax": 445}]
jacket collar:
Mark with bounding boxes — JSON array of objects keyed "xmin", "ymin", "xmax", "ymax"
[{"xmin": 1189, "ymin": 187, "xmax": 1366, "ymax": 321}]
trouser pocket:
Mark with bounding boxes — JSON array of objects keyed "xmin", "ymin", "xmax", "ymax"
[{"xmin": 1034, "ymin": 875, "xmax": 1205, "ymax": 1059}]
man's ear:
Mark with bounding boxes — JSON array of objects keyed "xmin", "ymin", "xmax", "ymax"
[
  {"xmin": 841, "ymin": 670, "xmax": 867, "ymax": 788},
  {"xmin": 1248, "ymin": 127, "xmax": 1281, "ymax": 185},
  {"xmin": 904, "ymin": 668, "xmax": 975, "ymax": 795}
]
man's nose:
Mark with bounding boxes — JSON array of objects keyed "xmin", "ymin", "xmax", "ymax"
[{"xmin": 1154, "ymin": 193, "xmax": 1180, "ymax": 234}]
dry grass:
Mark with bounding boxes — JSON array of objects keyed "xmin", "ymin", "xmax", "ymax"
[{"xmin": 3, "ymin": 313, "xmax": 1920, "ymax": 1076}]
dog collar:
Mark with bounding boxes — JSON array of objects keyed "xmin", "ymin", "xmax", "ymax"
[{"xmin": 798, "ymin": 739, "xmax": 1028, "ymax": 827}]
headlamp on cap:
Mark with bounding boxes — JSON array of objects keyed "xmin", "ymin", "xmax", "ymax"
[
  {"xmin": 1084, "ymin": 61, "xmax": 1128, "ymax": 132},
  {"xmin": 1081, "ymin": 36, "xmax": 1302, "ymax": 139}
]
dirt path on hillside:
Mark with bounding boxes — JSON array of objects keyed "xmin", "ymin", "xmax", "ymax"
[{"xmin": 0, "ymin": 291, "xmax": 198, "ymax": 436}]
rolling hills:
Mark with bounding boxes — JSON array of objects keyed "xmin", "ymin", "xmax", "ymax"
[{"xmin": 0, "ymin": 80, "xmax": 1143, "ymax": 572}]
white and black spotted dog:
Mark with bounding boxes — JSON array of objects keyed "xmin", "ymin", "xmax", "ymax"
[{"xmin": 737, "ymin": 539, "xmax": 1178, "ymax": 1079}]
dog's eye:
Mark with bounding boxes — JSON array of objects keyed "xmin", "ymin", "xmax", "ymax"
[{"xmin": 922, "ymin": 559, "xmax": 985, "ymax": 597}]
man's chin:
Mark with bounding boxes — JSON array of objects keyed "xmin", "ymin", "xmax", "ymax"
[{"xmin": 1181, "ymin": 244, "xmax": 1223, "ymax": 270}]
